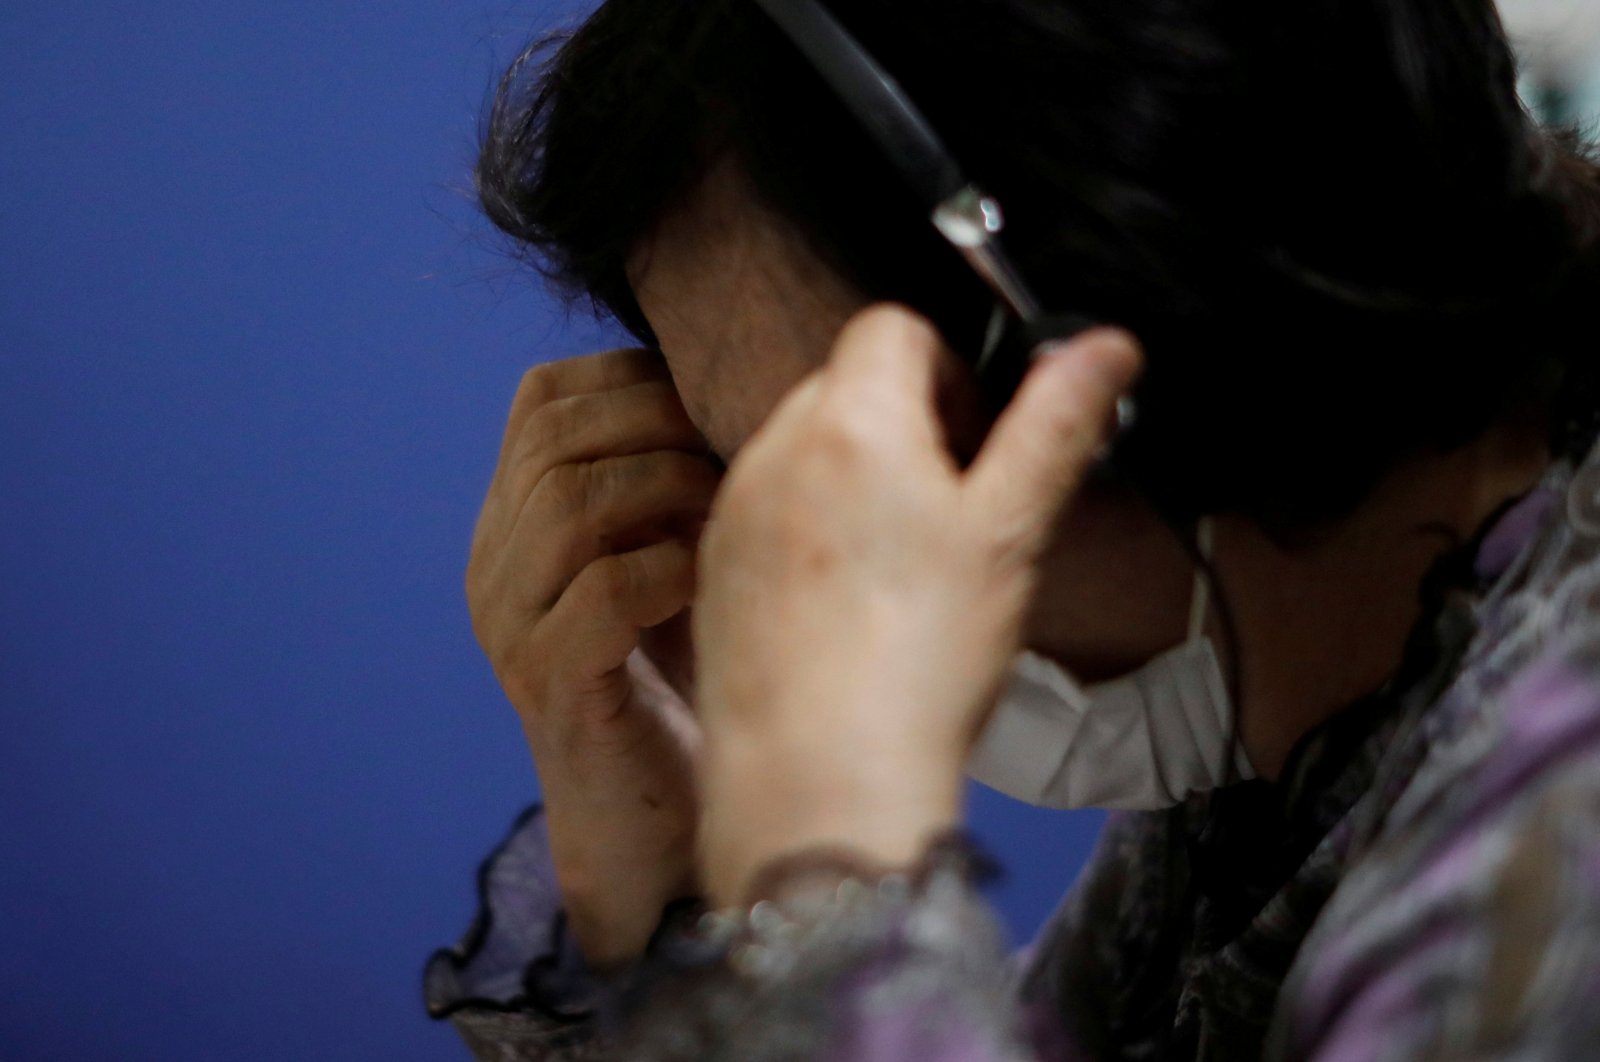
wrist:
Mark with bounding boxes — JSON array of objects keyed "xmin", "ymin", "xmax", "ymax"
[{"xmin": 697, "ymin": 737, "xmax": 965, "ymax": 909}]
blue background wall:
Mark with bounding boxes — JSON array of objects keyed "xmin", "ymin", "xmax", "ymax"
[{"xmin": 0, "ymin": 3, "xmax": 1104, "ymax": 1059}]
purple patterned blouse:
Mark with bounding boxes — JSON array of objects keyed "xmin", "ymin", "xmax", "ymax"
[{"xmin": 426, "ymin": 440, "xmax": 1600, "ymax": 1060}]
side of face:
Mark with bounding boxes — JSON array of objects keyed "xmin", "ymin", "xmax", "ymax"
[
  {"xmin": 625, "ymin": 157, "xmax": 869, "ymax": 460},
  {"xmin": 624, "ymin": 155, "xmax": 1197, "ymax": 674}
]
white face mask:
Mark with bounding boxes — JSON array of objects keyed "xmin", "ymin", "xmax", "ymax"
[{"xmin": 965, "ymin": 519, "xmax": 1256, "ymax": 810}]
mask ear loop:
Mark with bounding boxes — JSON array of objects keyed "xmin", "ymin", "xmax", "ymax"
[
  {"xmin": 1184, "ymin": 516, "xmax": 1253, "ymax": 787},
  {"xmin": 1188, "ymin": 516, "xmax": 1255, "ymax": 784},
  {"xmin": 1187, "ymin": 516, "xmax": 1215, "ymax": 644}
]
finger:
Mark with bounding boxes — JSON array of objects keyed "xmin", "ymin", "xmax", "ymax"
[
  {"xmin": 541, "ymin": 538, "xmax": 700, "ymax": 684},
  {"xmin": 965, "ymin": 329, "xmax": 1143, "ymax": 559},
  {"xmin": 498, "ymin": 349, "xmax": 672, "ymax": 468},
  {"xmin": 637, "ymin": 607, "xmax": 697, "ymax": 705},
  {"xmin": 819, "ymin": 305, "xmax": 946, "ymax": 446},
  {"xmin": 471, "ymin": 450, "xmax": 716, "ymax": 671},
  {"xmin": 506, "ymin": 451, "xmax": 722, "ymax": 613},
  {"xmin": 504, "ymin": 380, "xmax": 708, "ymax": 503}
]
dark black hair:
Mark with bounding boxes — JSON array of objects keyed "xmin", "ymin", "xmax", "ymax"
[{"xmin": 477, "ymin": 0, "xmax": 1600, "ymax": 529}]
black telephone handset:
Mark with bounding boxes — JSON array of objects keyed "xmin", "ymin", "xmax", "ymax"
[{"xmin": 751, "ymin": 0, "xmax": 1129, "ymax": 471}]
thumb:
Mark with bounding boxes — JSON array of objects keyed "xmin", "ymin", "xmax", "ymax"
[{"xmin": 965, "ymin": 328, "xmax": 1142, "ymax": 558}]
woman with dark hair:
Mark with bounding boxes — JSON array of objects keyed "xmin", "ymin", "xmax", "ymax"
[{"xmin": 426, "ymin": 1, "xmax": 1600, "ymax": 1058}]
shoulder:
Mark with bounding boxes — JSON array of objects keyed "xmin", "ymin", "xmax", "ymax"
[
  {"xmin": 1273, "ymin": 455, "xmax": 1600, "ymax": 1060},
  {"xmin": 1274, "ymin": 699, "xmax": 1600, "ymax": 1059}
]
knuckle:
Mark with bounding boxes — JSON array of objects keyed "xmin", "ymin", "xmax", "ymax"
[
  {"xmin": 516, "ymin": 363, "xmax": 561, "ymax": 412},
  {"xmin": 815, "ymin": 398, "xmax": 877, "ymax": 450},
  {"xmin": 795, "ymin": 406, "xmax": 877, "ymax": 478},
  {"xmin": 540, "ymin": 461, "xmax": 595, "ymax": 525},
  {"xmin": 584, "ymin": 553, "xmax": 634, "ymax": 605},
  {"xmin": 505, "ymin": 405, "xmax": 571, "ymax": 498},
  {"xmin": 583, "ymin": 460, "xmax": 641, "ymax": 537},
  {"xmin": 519, "ymin": 399, "xmax": 566, "ymax": 461}
]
